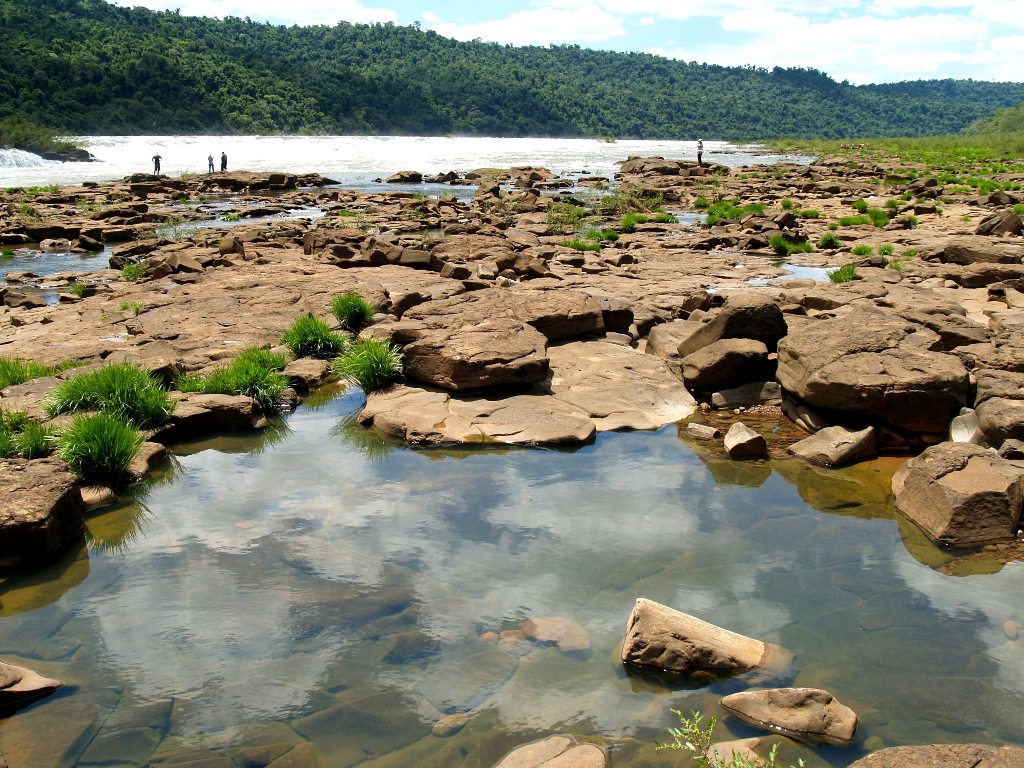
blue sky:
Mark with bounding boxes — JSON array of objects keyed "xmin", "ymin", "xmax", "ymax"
[{"xmin": 109, "ymin": 0, "xmax": 1023, "ymax": 85}]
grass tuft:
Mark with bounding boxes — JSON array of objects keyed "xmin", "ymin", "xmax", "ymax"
[
  {"xmin": 816, "ymin": 232, "xmax": 842, "ymax": 249},
  {"xmin": 827, "ymin": 263, "xmax": 859, "ymax": 283},
  {"xmin": 57, "ymin": 412, "xmax": 143, "ymax": 486},
  {"xmin": 45, "ymin": 362, "xmax": 175, "ymax": 428},
  {"xmin": 120, "ymin": 263, "xmax": 146, "ymax": 282},
  {"xmin": 558, "ymin": 238, "xmax": 601, "ymax": 252},
  {"xmin": 0, "ymin": 357, "xmax": 80, "ymax": 390},
  {"xmin": 330, "ymin": 292, "xmax": 375, "ymax": 332},
  {"xmin": 333, "ymin": 338, "xmax": 403, "ymax": 393},
  {"xmin": 282, "ymin": 314, "xmax": 348, "ymax": 359},
  {"xmin": 174, "ymin": 347, "xmax": 288, "ymax": 412}
]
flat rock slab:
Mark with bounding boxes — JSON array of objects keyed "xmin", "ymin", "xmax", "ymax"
[
  {"xmin": 359, "ymin": 386, "xmax": 596, "ymax": 446},
  {"xmin": 850, "ymin": 744, "xmax": 1024, "ymax": 768},
  {"xmin": 892, "ymin": 442, "xmax": 1024, "ymax": 547},
  {"xmin": 0, "ymin": 660, "xmax": 62, "ymax": 712},
  {"xmin": 493, "ymin": 735, "xmax": 606, "ymax": 768},
  {"xmin": 0, "ymin": 458, "xmax": 85, "ymax": 571},
  {"xmin": 620, "ymin": 597, "xmax": 767, "ymax": 675},
  {"xmin": 521, "ymin": 617, "xmax": 591, "ymax": 654},
  {"xmin": 547, "ymin": 341, "xmax": 697, "ymax": 430},
  {"xmin": 724, "ymin": 422, "xmax": 768, "ymax": 459},
  {"xmin": 721, "ymin": 687, "xmax": 858, "ymax": 747},
  {"xmin": 788, "ymin": 426, "xmax": 876, "ymax": 468}
]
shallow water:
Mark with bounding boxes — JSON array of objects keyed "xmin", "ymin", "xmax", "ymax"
[{"xmin": 0, "ymin": 388, "xmax": 1021, "ymax": 767}]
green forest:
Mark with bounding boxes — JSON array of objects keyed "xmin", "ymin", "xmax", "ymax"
[{"xmin": 2, "ymin": 0, "xmax": 1023, "ymax": 140}]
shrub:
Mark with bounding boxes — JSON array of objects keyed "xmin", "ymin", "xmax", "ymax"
[
  {"xmin": 692, "ymin": 197, "xmax": 710, "ymax": 209},
  {"xmin": 57, "ymin": 412, "xmax": 143, "ymax": 486},
  {"xmin": 780, "ymin": 198, "xmax": 794, "ymax": 210},
  {"xmin": 120, "ymin": 263, "xmax": 146, "ymax": 282},
  {"xmin": 333, "ymin": 338, "xmax": 403, "ymax": 393},
  {"xmin": 656, "ymin": 709, "xmax": 803, "ymax": 768},
  {"xmin": 868, "ymin": 208, "xmax": 890, "ymax": 228},
  {"xmin": 816, "ymin": 232, "xmax": 842, "ymax": 249},
  {"xmin": 545, "ymin": 202, "xmax": 589, "ymax": 232},
  {"xmin": 827, "ymin": 263, "xmax": 859, "ymax": 282},
  {"xmin": 119, "ymin": 300, "xmax": 145, "ymax": 316},
  {"xmin": 331, "ymin": 292, "xmax": 375, "ymax": 332},
  {"xmin": 620, "ymin": 212, "xmax": 649, "ymax": 232},
  {"xmin": 45, "ymin": 362, "xmax": 175, "ymax": 428},
  {"xmin": 558, "ymin": 238, "xmax": 601, "ymax": 252},
  {"xmin": 600, "ymin": 188, "xmax": 663, "ymax": 215},
  {"xmin": 878, "ymin": 243, "xmax": 895, "ymax": 256},
  {"xmin": 852, "ymin": 198, "xmax": 869, "ymax": 213},
  {"xmin": 850, "ymin": 244, "xmax": 873, "ymax": 256},
  {"xmin": 69, "ymin": 282, "xmax": 87, "ymax": 298},
  {"xmin": 175, "ymin": 346, "xmax": 288, "ymax": 412},
  {"xmin": 282, "ymin": 314, "xmax": 348, "ymax": 359}
]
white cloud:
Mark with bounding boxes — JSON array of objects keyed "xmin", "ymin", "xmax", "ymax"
[
  {"xmin": 108, "ymin": 0, "xmax": 397, "ymax": 25},
  {"xmin": 421, "ymin": 2, "xmax": 627, "ymax": 46}
]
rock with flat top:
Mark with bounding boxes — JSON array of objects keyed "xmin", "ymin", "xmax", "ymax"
[
  {"xmin": 721, "ymin": 687, "xmax": 858, "ymax": 747},
  {"xmin": 788, "ymin": 426, "xmax": 876, "ymax": 467},
  {"xmin": 712, "ymin": 381, "xmax": 782, "ymax": 409},
  {"xmin": 620, "ymin": 597, "xmax": 767, "ymax": 674},
  {"xmin": 493, "ymin": 735, "xmax": 605, "ymax": 768},
  {"xmin": 850, "ymin": 744, "xmax": 1024, "ymax": 768},
  {"xmin": 682, "ymin": 338, "xmax": 773, "ymax": 392},
  {"xmin": 724, "ymin": 422, "xmax": 768, "ymax": 459},
  {"xmin": 0, "ymin": 458, "xmax": 85, "ymax": 571},
  {"xmin": 677, "ymin": 292, "xmax": 787, "ymax": 356}
]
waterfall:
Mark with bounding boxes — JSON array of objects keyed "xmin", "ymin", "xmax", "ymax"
[{"xmin": 0, "ymin": 148, "xmax": 55, "ymax": 169}]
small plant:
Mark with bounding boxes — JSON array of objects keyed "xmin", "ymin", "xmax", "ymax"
[
  {"xmin": 768, "ymin": 235, "xmax": 813, "ymax": 257},
  {"xmin": 885, "ymin": 199, "xmax": 900, "ymax": 209},
  {"xmin": 546, "ymin": 202, "xmax": 590, "ymax": 233},
  {"xmin": 652, "ymin": 212, "xmax": 676, "ymax": 224},
  {"xmin": 850, "ymin": 244, "xmax": 873, "ymax": 256},
  {"xmin": 827, "ymin": 222, "xmax": 839, "ymax": 231},
  {"xmin": 827, "ymin": 263, "xmax": 859, "ymax": 283},
  {"xmin": 45, "ymin": 362, "xmax": 175, "ymax": 428},
  {"xmin": 796, "ymin": 209, "xmax": 820, "ymax": 219},
  {"xmin": 780, "ymin": 198, "xmax": 794, "ymax": 210},
  {"xmin": 901, "ymin": 247, "xmax": 920, "ymax": 258},
  {"xmin": 906, "ymin": 214, "xmax": 919, "ymax": 228},
  {"xmin": 878, "ymin": 243, "xmax": 895, "ymax": 256},
  {"xmin": 282, "ymin": 314, "xmax": 348, "ymax": 359},
  {"xmin": 837, "ymin": 214, "xmax": 871, "ymax": 227},
  {"xmin": 15, "ymin": 420, "xmax": 53, "ymax": 459},
  {"xmin": 851, "ymin": 198, "xmax": 869, "ymax": 213},
  {"xmin": 656, "ymin": 709, "xmax": 803, "ymax": 768},
  {"xmin": 867, "ymin": 208, "xmax": 890, "ymax": 228},
  {"xmin": 1012, "ymin": 204, "xmax": 1024, "ymax": 216},
  {"xmin": 0, "ymin": 357, "xmax": 79, "ymax": 390},
  {"xmin": 120, "ymin": 263, "xmax": 146, "ymax": 282},
  {"xmin": 174, "ymin": 346, "xmax": 288, "ymax": 411},
  {"xmin": 119, "ymin": 300, "xmax": 145, "ymax": 316},
  {"xmin": 330, "ymin": 292, "xmax": 375, "ymax": 332},
  {"xmin": 333, "ymin": 338, "xmax": 403, "ymax": 393},
  {"xmin": 222, "ymin": 212, "xmax": 241, "ymax": 222},
  {"xmin": 693, "ymin": 197, "xmax": 711, "ymax": 209},
  {"xmin": 620, "ymin": 212, "xmax": 649, "ymax": 232},
  {"xmin": 0, "ymin": 247, "xmax": 15, "ymax": 258},
  {"xmin": 69, "ymin": 282, "xmax": 87, "ymax": 298},
  {"xmin": 886, "ymin": 255, "xmax": 910, "ymax": 272},
  {"xmin": 57, "ymin": 412, "xmax": 143, "ymax": 486},
  {"xmin": 559, "ymin": 238, "xmax": 601, "ymax": 252},
  {"xmin": 816, "ymin": 232, "xmax": 842, "ymax": 249},
  {"xmin": 704, "ymin": 199, "xmax": 765, "ymax": 225},
  {"xmin": 585, "ymin": 228, "xmax": 619, "ymax": 242}
]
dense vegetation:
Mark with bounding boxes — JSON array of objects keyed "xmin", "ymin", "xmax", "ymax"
[
  {"xmin": 967, "ymin": 103, "xmax": 1024, "ymax": 135},
  {"xmin": 1, "ymin": 0, "xmax": 1023, "ymax": 140}
]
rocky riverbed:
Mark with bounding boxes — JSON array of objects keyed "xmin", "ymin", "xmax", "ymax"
[{"xmin": 2, "ymin": 153, "xmax": 1024, "ymax": 765}]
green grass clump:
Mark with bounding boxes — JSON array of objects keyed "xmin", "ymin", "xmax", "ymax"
[
  {"xmin": 906, "ymin": 214, "xmax": 919, "ymax": 228},
  {"xmin": 585, "ymin": 228, "xmax": 619, "ymax": 242},
  {"xmin": 119, "ymin": 300, "xmax": 145, "ymax": 316},
  {"xmin": 331, "ymin": 292, "xmax": 376, "ymax": 332},
  {"xmin": 796, "ymin": 209, "xmax": 820, "ymax": 219},
  {"xmin": 545, "ymin": 202, "xmax": 590, "ymax": 232},
  {"xmin": 852, "ymin": 199, "xmax": 869, "ymax": 213},
  {"xmin": 0, "ymin": 357, "xmax": 80, "ymax": 390},
  {"xmin": 174, "ymin": 346, "xmax": 288, "ymax": 412},
  {"xmin": 837, "ymin": 214, "xmax": 871, "ymax": 227},
  {"xmin": 120, "ymin": 263, "xmax": 146, "ymax": 282},
  {"xmin": 768, "ymin": 235, "xmax": 814, "ymax": 256},
  {"xmin": 15, "ymin": 421, "xmax": 54, "ymax": 459},
  {"xmin": 222, "ymin": 212, "xmax": 241, "ymax": 222},
  {"xmin": 45, "ymin": 362, "xmax": 175, "ymax": 428},
  {"xmin": 827, "ymin": 263, "xmax": 859, "ymax": 283},
  {"xmin": 850, "ymin": 244, "xmax": 873, "ymax": 256},
  {"xmin": 599, "ymin": 188, "xmax": 664, "ymax": 215},
  {"xmin": 692, "ymin": 197, "xmax": 710, "ymax": 209},
  {"xmin": 57, "ymin": 412, "xmax": 143, "ymax": 486},
  {"xmin": 333, "ymin": 338, "xmax": 403, "ymax": 393},
  {"xmin": 868, "ymin": 208, "xmax": 891, "ymax": 227},
  {"xmin": 885, "ymin": 199, "xmax": 901, "ymax": 209},
  {"xmin": 558, "ymin": 238, "xmax": 601, "ymax": 252},
  {"xmin": 886, "ymin": 255, "xmax": 910, "ymax": 272},
  {"xmin": 704, "ymin": 199, "xmax": 765, "ymax": 225},
  {"xmin": 69, "ymin": 282, "xmax": 87, "ymax": 298},
  {"xmin": 1012, "ymin": 204, "xmax": 1024, "ymax": 216},
  {"xmin": 1, "ymin": 247, "xmax": 16, "ymax": 258},
  {"xmin": 816, "ymin": 233, "xmax": 843, "ymax": 249},
  {"xmin": 619, "ymin": 211, "xmax": 650, "ymax": 232},
  {"xmin": 780, "ymin": 198, "xmax": 794, "ymax": 210},
  {"xmin": 901, "ymin": 247, "xmax": 920, "ymax": 258},
  {"xmin": 282, "ymin": 314, "xmax": 348, "ymax": 359},
  {"xmin": 878, "ymin": 243, "xmax": 895, "ymax": 256}
]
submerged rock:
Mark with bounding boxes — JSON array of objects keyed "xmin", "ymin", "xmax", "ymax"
[
  {"xmin": 620, "ymin": 597, "xmax": 767, "ymax": 675},
  {"xmin": 493, "ymin": 735, "xmax": 606, "ymax": 768},
  {"xmin": 721, "ymin": 687, "xmax": 858, "ymax": 747},
  {"xmin": 521, "ymin": 617, "xmax": 590, "ymax": 654}
]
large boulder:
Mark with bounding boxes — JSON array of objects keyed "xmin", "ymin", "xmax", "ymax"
[
  {"xmin": 678, "ymin": 292, "xmax": 787, "ymax": 356},
  {"xmin": 788, "ymin": 426, "xmax": 876, "ymax": 468},
  {"xmin": 620, "ymin": 597, "xmax": 767, "ymax": 675},
  {"xmin": 976, "ymin": 398, "xmax": 1024, "ymax": 445},
  {"xmin": 850, "ymin": 744, "xmax": 1024, "ymax": 768},
  {"xmin": 645, "ymin": 319, "xmax": 702, "ymax": 378},
  {"xmin": 976, "ymin": 210, "xmax": 1023, "ymax": 237},
  {"xmin": 682, "ymin": 338, "xmax": 773, "ymax": 392},
  {"xmin": 0, "ymin": 458, "xmax": 85, "ymax": 571},
  {"xmin": 776, "ymin": 307, "xmax": 970, "ymax": 434},
  {"xmin": 493, "ymin": 735, "xmax": 606, "ymax": 768},
  {"xmin": 892, "ymin": 442, "xmax": 1024, "ymax": 546},
  {"xmin": 721, "ymin": 687, "xmax": 858, "ymax": 747}
]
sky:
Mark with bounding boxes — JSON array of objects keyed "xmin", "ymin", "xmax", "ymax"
[{"xmin": 108, "ymin": 0, "xmax": 1024, "ymax": 86}]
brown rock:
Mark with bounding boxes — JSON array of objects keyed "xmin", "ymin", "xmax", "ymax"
[
  {"xmin": 892, "ymin": 442, "xmax": 1024, "ymax": 547},
  {"xmin": 788, "ymin": 426, "xmax": 876, "ymax": 467},
  {"xmin": 521, "ymin": 617, "xmax": 591, "ymax": 653},
  {"xmin": 721, "ymin": 687, "xmax": 858, "ymax": 747},
  {"xmin": 678, "ymin": 292, "xmax": 787, "ymax": 356},
  {"xmin": 976, "ymin": 397, "xmax": 1024, "ymax": 445},
  {"xmin": 0, "ymin": 660, "xmax": 62, "ymax": 711},
  {"xmin": 849, "ymin": 744, "xmax": 1024, "ymax": 768},
  {"xmin": 0, "ymin": 458, "xmax": 85, "ymax": 571},
  {"xmin": 493, "ymin": 735, "xmax": 605, "ymax": 768},
  {"xmin": 724, "ymin": 422, "xmax": 768, "ymax": 459},
  {"xmin": 128, "ymin": 441, "xmax": 168, "ymax": 481},
  {"xmin": 620, "ymin": 597, "xmax": 767, "ymax": 674},
  {"xmin": 283, "ymin": 358, "xmax": 334, "ymax": 391},
  {"xmin": 976, "ymin": 210, "xmax": 1023, "ymax": 237},
  {"xmin": 682, "ymin": 338, "xmax": 773, "ymax": 392}
]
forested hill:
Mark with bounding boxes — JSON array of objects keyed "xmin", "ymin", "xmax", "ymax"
[{"xmin": 2, "ymin": 0, "xmax": 1023, "ymax": 140}]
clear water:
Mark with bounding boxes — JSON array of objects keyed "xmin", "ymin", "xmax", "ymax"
[
  {"xmin": 0, "ymin": 136, "xmax": 810, "ymax": 189},
  {"xmin": 1, "ymin": 388, "xmax": 1021, "ymax": 767}
]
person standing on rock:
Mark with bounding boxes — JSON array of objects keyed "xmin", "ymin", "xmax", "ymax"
[
  {"xmin": 208, "ymin": 154, "xmax": 215, "ymax": 173},
  {"xmin": 152, "ymin": 153, "xmax": 162, "ymax": 174},
  {"xmin": 696, "ymin": 139, "xmax": 704, "ymax": 167},
  {"xmin": 220, "ymin": 151, "xmax": 228, "ymax": 172}
]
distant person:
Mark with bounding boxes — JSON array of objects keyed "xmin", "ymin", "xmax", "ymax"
[
  {"xmin": 152, "ymin": 153, "xmax": 162, "ymax": 174},
  {"xmin": 208, "ymin": 154, "xmax": 215, "ymax": 173},
  {"xmin": 220, "ymin": 151, "xmax": 228, "ymax": 172},
  {"xmin": 696, "ymin": 139, "xmax": 704, "ymax": 167}
]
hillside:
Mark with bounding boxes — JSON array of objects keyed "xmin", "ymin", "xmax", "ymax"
[
  {"xmin": 2, "ymin": 0, "xmax": 1024, "ymax": 140},
  {"xmin": 966, "ymin": 103, "xmax": 1024, "ymax": 135}
]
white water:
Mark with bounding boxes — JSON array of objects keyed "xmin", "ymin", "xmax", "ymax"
[{"xmin": 0, "ymin": 135, "xmax": 808, "ymax": 188}]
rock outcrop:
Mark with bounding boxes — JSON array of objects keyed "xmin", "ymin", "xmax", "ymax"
[
  {"xmin": 850, "ymin": 744, "xmax": 1024, "ymax": 768},
  {"xmin": 0, "ymin": 458, "xmax": 85, "ymax": 571}
]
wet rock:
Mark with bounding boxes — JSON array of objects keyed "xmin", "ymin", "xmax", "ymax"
[
  {"xmin": 0, "ymin": 660, "xmax": 62, "ymax": 711},
  {"xmin": 711, "ymin": 381, "xmax": 782, "ymax": 409},
  {"xmin": 3, "ymin": 291, "xmax": 47, "ymax": 309},
  {"xmin": 788, "ymin": 426, "xmax": 876, "ymax": 468},
  {"xmin": 687, "ymin": 423, "xmax": 721, "ymax": 439},
  {"xmin": 152, "ymin": 393, "xmax": 268, "ymax": 441},
  {"xmin": 283, "ymin": 358, "xmax": 334, "ymax": 392},
  {"xmin": 721, "ymin": 687, "xmax": 858, "ymax": 747},
  {"xmin": 781, "ymin": 398, "xmax": 831, "ymax": 433},
  {"xmin": 620, "ymin": 597, "xmax": 767, "ymax": 674},
  {"xmin": 776, "ymin": 306, "xmax": 970, "ymax": 434},
  {"xmin": 682, "ymin": 338, "xmax": 773, "ymax": 392},
  {"xmin": 0, "ymin": 458, "xmax": 85, "ymax": 571},
  {"xmin": 892, "ymin": 442, "xmax": 1024, "ymax": 547},
  {"xmin": 849, "ymin": 744, "xmax": 1024, "ymax": 768},
  {"xmin": 127, "ymin": 441, "xmax": 168, "ymax": 481},
  {"xmin": 521, "ymin": 616, "xmax": 590, "ymax": 653},
  {"xmin": 724, "ymin": 422, "xmax": 768, "ymax": 459},
  {"xmin": 432, "ymin": 712, "xmax": 471, "ymax": 737},
  {"xmin": 385, "ymin": 170, "xmax": 423, "ymax": 184},
  {"xmin": 677, "ymin": 292, "xmax": 787, "ymax": 356},
  {"xmin": 709, "ymin": 738, "xmax": 765, "ymax": 765},
  {"xmin": 493, "ymin": 735, "xmax": 606, "ymax": 768}
]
